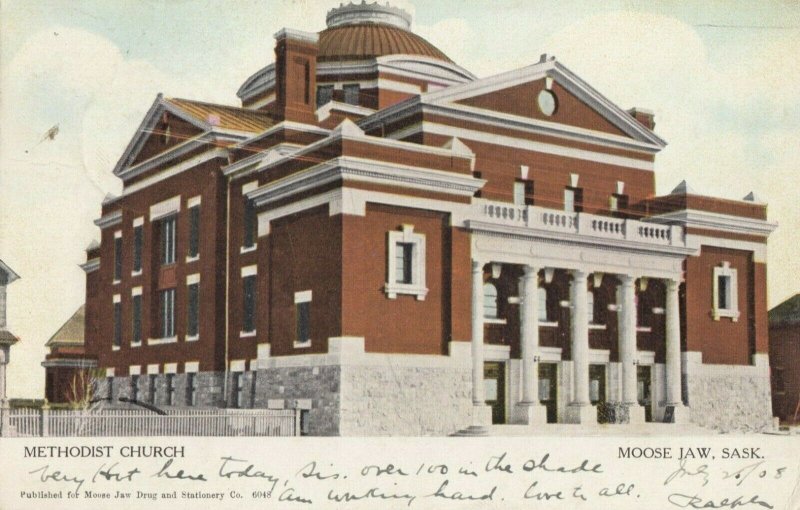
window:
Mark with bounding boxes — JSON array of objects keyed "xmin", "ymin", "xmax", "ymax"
[
  {"xmin": 537, "ymin": 286, "xmax": 549, "ymax": 322},
  {"xmin": 106, "ymin": 376, "xmax": 114, "ymax": 400},
  {"xmin": 385, "ymin": 225, "xmax": 428, "ymax": 300},
  {"xmin": 242, "ymin": 275, "xmax": 256, "ymax": 333},
  {"xmin": 609, "ymin": 195, "xmax": 618, "ymax": 212},
  {"xmin": 343, "ymin": 84, "xmax": 360, "ymax": 105},
  {"xmin": 186, "ymin": 373, "xmax": 197, "ymax": 405},
  {"xmin": 243, "ymin": 199, "xmax": 256, "ymax": 249},
  {"xmin": 712, "ymin": 262, "xmax": 739, "ymax": 321},
  {"xmin": 132, "ymin": 294, "xmax": 142, "ymax": 345},
  {"xmin": 611, "ymin": 193, "xmax": 629, "ymax": 217},
  {"xmin": 395, "ymin": 242, "xmax": 413, "ymax": 284},
  {"xmin": 636, "ymin": 294, "xmax": 651, "ymax": 328},
  {"xmin": 564, "ymin": 189, "xmax": 575, "ymax": 212},
  {"xmin": 316, "ymin": 85, "xmax": 333, "ymax": 108},
  {"xmin": 513, "ymin": 180, "xmax": 534, "ymax": 206},
  {"xmin": 130, "ymin": 375, "xmax": 139, "ymax": 401},
  {"xmin": 148, "ymin": 374, "xmax": 157, "ymax": 404},
  {"xmin": 187, "ymin": 282, "xmax": 199, "ymax": 339},
  {"xmin": 483, "ymin": 282, "xmax": 499, "ymax": 319},
  {"xmin": 160, "ymin": 215, "xmax": 177, "ymax": 265},
  {"xmin": 113, "ymin": 302, "xmax": 122, "ymax": 348},
  {"xmin": 564, "ymin": 187, "xmax": 583, "ymax": 212},
  {"xmin": 159, "ymin": 289, "xmax": 176, "ymax": 338},
  {"xmin": 233, "ymin": 372, "xmax": 244, "ymax": 408},
  {"xmin": 132, "ymin": 225, "xmax": 143, "ymax": 273},
  {"xmin": 166, "ymin": 374, "xmax": 175, "ymax": 406},
  {"xmin": 587, "ymin": 290, "xmax": 595, "ymax": 324},
  {"xmin": 113, "ymin": 235, "xmax": 123, "ymax": 281},
  {"xmin": 188, "ymin": 205, "xmax": 200, "ymax": 259},
  {"xmin": 295, "ymin": 290, "xmax": 312, "ymax": 347}
]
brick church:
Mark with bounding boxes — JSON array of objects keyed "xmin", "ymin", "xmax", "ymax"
[{"xmin": 54, "ymin": 2, "xmax": 777, "ymax": 434}]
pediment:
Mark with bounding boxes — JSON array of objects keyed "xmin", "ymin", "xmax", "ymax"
[{"xmin": 422, "ymin": 56, "xmax": 666, "ymax": 149}]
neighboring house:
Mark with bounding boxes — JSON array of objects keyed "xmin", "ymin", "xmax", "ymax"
[
  {"xmin": 42, "ymin": 305, "xmax": 97, "ymax": 404},
  {"xmin": 0, "ymin": 260, "xmax": 20, "ymax": 404},
  {"xmin": 769, "ymin": 294, "xmax": 800, "ymax": 423},
  {"xmin": 77, "ymin": 2, "xmax": 777, "ymax": 435}
]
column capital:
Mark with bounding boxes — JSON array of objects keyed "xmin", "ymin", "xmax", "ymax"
[
  {"xmin": 666, "ymin": 278, "xmax": 681, "ymax": 292},
  {"xmin": 570, "ymin": 269, "xmax": 588, "ymax": 282},
  {"xmin": 522, "ymin": 265, "xmax": 539, "ymax": 278}
]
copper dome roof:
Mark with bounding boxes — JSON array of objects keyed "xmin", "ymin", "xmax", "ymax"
[{"xmin": 317, "ymin": 22, "xmax": 452, "ymax": 63}]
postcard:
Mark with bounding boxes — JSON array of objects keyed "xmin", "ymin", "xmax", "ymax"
[{"xmin": 1, "ymin": 1, "xmax": 798, "ymax": 509}]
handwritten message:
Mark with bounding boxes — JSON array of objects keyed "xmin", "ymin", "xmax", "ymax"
[{"xmin": 3, "ymin": 437, "xmax": 798, "ymax": 510}]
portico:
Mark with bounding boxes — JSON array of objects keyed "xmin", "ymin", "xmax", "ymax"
[{"xmin": 464, "ymin": 200, "xmax": 693, "ymax": 426}]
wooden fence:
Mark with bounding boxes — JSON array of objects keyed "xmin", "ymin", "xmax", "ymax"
[{"xmin": 0, "ymin": 407, "xmax": 300, "ymax": 437}]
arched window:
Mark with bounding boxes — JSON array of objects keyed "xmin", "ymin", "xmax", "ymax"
[
  {"xmin": 587, "ymin": 290, "xmax": 595, "ymax": 324},
  {"xmin": 537, "ymin": 286, "xmax": 549, "ymax": 322},
  {"xmin": 483, "ymin": 282, "xmax": 498, "ymax": 318}
]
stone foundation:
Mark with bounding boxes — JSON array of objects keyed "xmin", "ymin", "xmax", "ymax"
[{"xmin": 683, "ymin": 352, "xmax": 774, "ymax": 432}]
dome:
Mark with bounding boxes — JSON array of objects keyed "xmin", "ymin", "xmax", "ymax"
[{"xmin": 318, "ymin": 2, "xmax": 452, "ymax": 63}]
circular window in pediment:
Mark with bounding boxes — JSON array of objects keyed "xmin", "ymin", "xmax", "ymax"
[{"xmin": 537, "ymin": 90, "xmax": 558, "ymax": 116}]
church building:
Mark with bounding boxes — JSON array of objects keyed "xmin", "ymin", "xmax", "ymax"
[{"xmin": 77, "ymin": 2, "xmax": 776, "ymax": 435}]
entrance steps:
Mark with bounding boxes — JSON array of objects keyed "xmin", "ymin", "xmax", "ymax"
[{"xmin": 481, "ymin": 422, "xmax": 711, "ymax": 436}]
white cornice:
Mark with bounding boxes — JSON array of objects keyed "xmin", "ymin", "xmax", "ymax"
[
  {"xmin": 647, "ymin": 209, "xmax": 777, "ymax": 238},
  {"xmin": 316, "ymin": 101, "xmax": 376, "ymax": 122},
  {"xmin": 41, "ymin": 359, "xmax": 97, "ymax": 368},
  {"xmin": 122, "ymin": 149, "xmax": 229, "ymax": 196},
  {"xmin": 93, "ymin": 210, "xmax": 122, "ymax": 229},
  {"xmin": 248, "ymin": 156, "xmax": 485, "ymax": 207},
  {"xmin": 273, "ymin": 28, "xmax": 319, "ymax": 44},
  {"xmin": 80, "ymin": 258, "xmax": 100, "ymax": 273}
]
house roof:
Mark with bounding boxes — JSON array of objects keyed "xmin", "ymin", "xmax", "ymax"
[
  {"xmin": 164, "ymin": 98, "xmax": 276, "ymax": 133},
  {"xmin": 45, "ymin": 305, "xmax": 85, "ymax": 348},
  {"xmin": 0, "ymin": 259, "xmax": 20, "ymax": 285},
  {"xmin": 769, "ymin": 294, "xmax": 800, "ymax": 328}
]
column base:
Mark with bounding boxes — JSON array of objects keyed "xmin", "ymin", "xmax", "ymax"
[
  {"xmin": 627, "ymin": 403, "xmax": 646, "ymax": 424},
  {"xmin": 662, "ymin": 403, "xmax": 690, "ymax": 424},
  {"xmin": 452, "ymin": 405, "xmax": 493, "ymax": 436},
  {"xmin": 513, "ymin": 403, "xmax": 548, "ymax": 425},
  {"xmin": 564, "ymin": 403, "xmax": 597, "ymax": 424}
]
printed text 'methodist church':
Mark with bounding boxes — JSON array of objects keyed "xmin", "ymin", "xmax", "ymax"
[{"xmin": 49, "ymin": 2, "xmax": 778, "ymax": 435}]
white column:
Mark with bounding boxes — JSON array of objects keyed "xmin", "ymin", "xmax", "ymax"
[
  {"xmin": 471, "ymin": 260, "xmax": 485, "ymax": 405},
  {"xmin": 570, "ymin": 270, "xmax": 590, "ymax": 406},
  {"xmin": 665, "ymin": 278, "xmax": 683, "ymax": 407},
  {"xmin": 519, "ymin": 265, "xmax": 540, "ymax": 404},
  {"xmin": 618, "ymin": 275, "xmax": 638, "ymax": 405}
]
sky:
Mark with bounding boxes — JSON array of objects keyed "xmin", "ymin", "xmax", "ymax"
[{"xmin": 0, "ymin": 0, "xmax": 798, "ymax": 399}]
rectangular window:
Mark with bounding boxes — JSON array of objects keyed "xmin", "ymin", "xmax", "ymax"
[
  {"xmin": 316, "ymin": 85, "xmax": 333, "ymax": 108},
  {"xmin": 188, "ymin": 205, "xmax": 200, "ymax": 258},
  {"xmin": 243, "ymin": 200, "xmax": 256, "ymax": 248},
  {"xmin": 166, "ymin": 374, "xmax": 175, "ymax": 406},
  {"xmin": 160, "ymin": 215, "xmax": 177, "ymax": 265},
  {"xmin": 187, "ymin": 283, "xmax": 199, "ymax": 338},
  {"xmin": 242, "ymin": 275, "xmax": 256, "ymax": 333},
  {"xmin": 148, "ymin": 374, "xmax": 157, "ymax": 404},
  {"xmin": 106, "ymin": 376, "xmax": 113, "ymax": 400},
  {"xmin": 564, "ymin": 188, "xmax": 575, "ymax": 212},
  {"xmin": 114, "ymin": 236, "xmax": 123, "ymax": 281},
  {"xmin": 159, "ymin": 289, "xmax": 176, "ymax": 338},
  {"xmin": 296, "ymin": 301, "xmax": 310, "ymax": 345},
  {"xmin": 717, "ymin": 275, "xmax": 730, "ymax": 309},
  {"xmin": 132, "ymin": 225, "xmax": 143, "ymax": 272},
  {"xmin": 233, "ymin": 372, "xmax": 244, "ymax": 408},
  {"xmin": 513, "ymin": 181, "xmax": 526, "ymax": 206},
  {"xmin": 130, "ymin": 375, "xmax": 139, "ymax": 401},
  {"xmin": 609, "ymin": 195, "xmax": 618, "ymax": 212},
  {"xmin": 186, "ymin": 373, "xmax": 197, "ymax": 405},
  {"xmin": 395, "ymin": 242, "xmax": 413, "ymax": 284},
  {"xmin": 538, "ymin": 287, "xmax": 549, "ymax": 322},
  {"xmin": 131, "ymin": 294, "xmax": 142, "ymax": 345},
  {"xmin": 587, "ymin": 290, "xmax": 595, "ymax": 324},
  {"xmin": 343, "ymin": 84, "xmax": 360, "ymax": 105},
  {"xmin": 113, "ymin": 302, "xmax": 122, "ymax": 348}
]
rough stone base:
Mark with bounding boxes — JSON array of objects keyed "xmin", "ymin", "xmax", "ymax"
[
  {"xmin": 684, "ymin": 353, "xmax": 773, "ymax": 432},
  {"xmin": 564, "ymin": 404, "xmax": 597, "ymax": 424},
  {"xmin": 604, "ymin": 402, "xmax": 646, "ymax": 424}
]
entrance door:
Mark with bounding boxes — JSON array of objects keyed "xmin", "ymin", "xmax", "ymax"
[
  {"xmin": 589, "ymin": 364, "xmax": 607, "ymax": 423},
  {"xmin": 637, "ymin": 365, "xmax": 653, "ymax": 422},
  {"xmin": 484, "ymin": 362, "xmax": 505, "ymax": 424},
  {"xmin": 538, "ymin": 363, "xmax": 558, "ymax": 423}
]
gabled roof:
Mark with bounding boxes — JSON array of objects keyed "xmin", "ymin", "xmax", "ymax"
[
  {"xmin": 112, "ymin": 95, "xmax": 276, "ymax": 176},
  {"xmin": 0, "ymin": 259, "xmax": 20, "ymax": 285},
  {"xmin": 770, "ymin": 294, "xmax": 800, "ymax": 328},
  {"xmin": 421, "ymin": 55, "xmax": 667, "ymax": 149},
  {"xmin": 45, "ymin": 305, "xmax": 85, "ymax": 348}
]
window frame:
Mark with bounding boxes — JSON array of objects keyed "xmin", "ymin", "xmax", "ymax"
[
  {"xmin": 159, "ymin": 288, "xmax": 176, "ymax": 339},
  {"xmin": 187, "ymin": 204, "xmax": 200, "ymax": 260},
  {"xmin": 186, "ymin": 372, "xmax": 197, "ymax": 406},
  {"xmin": 316, "ymin": 84, "xmax": 334, "ymax": 108},
  {"xmin": 131, "ymin": 293, "xmax": 142, "ymax": 346},
  {"xmin": 187, "ymin": 281, "xmax": 200, "ymax": 340},
  {"xmin": 385, "ymin": 225, "xmax": 428, "ymax": 300},
  {"xmin": 113, "ymin": 233, "xmax": 123, "ymax": 282},
  {"xmin": 132, "ymin": 224, "xmax": 143, "ymax": 274},
  {"xmin": 294, "ymin": 290, "xmax": 312, "ymax": 348},
  {"xmin": 241, "ymin": 274, "xmax": 257, "ymax": 335},
  {"xmin": 343, "ymin": 83, "xmax": 360, "ymax": 105},
  {"xmin": 712, "ymin": 262, "xmax": 739, "ymax": 321},
  {"xmin": 160, "ymin": 214, "xmax": 177, "ymax": 266},
  {"xmin": 113, "ymin": 301, "xmax": 122, "ymax": 349},
  {"xmin": 483, "ymin": 282, "xmax": 499, "ymax": 319}
]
